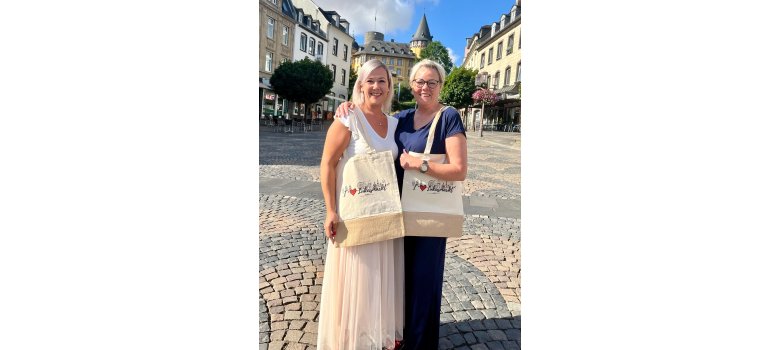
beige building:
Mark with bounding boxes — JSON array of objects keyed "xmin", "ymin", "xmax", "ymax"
[
  {"xmin": 259, "ymin": 0, "xmax": 296, "ymax": 117},
  {"xmin": 350, "ymin": 15, "xmax": 432, "ymax": 86},
  {"xmin": 462, "ymin": 0, "xmax": 521, "ymax": 131}
]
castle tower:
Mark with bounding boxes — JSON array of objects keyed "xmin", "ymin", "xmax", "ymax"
[{"xmin": 410, "ymin": 14, "xmax": 432, "ymax": 58}]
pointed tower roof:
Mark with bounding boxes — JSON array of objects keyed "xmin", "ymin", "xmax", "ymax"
[{"xmin": 411, "ymin": 14, "xmax": 432, "ymax": 41}]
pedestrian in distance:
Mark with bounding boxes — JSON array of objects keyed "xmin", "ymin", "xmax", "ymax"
[
  {"xmin": 335, "ymin": 59, "xmax": 468, "ymax": 350},
  {"xmin": 317, "ymin": 59, "xmax": 405, "ymax": 350}
]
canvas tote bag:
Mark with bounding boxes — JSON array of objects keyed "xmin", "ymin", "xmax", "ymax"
[
  {"xmin": 334, "ymin": 107, "xmax": 405, "ymax": 247},
  {"xmin": 401, "ymin": 106, "xmax": 465, "ymax": 237}
]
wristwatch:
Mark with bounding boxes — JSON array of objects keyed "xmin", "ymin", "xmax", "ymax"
[{"xmin": 420, "ymin": 160, "xmax": 429, "ymax": 173}]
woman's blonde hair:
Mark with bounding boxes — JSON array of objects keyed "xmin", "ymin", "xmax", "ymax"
[
  {"xmin": 408, "ymin": 59, "xmax": 447, "ymax": 86},
  {"xmin": 350, "ymin": 59, "xmax": 394, "ymax": 113}
]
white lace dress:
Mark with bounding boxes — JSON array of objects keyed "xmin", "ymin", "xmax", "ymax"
[{"xmin": 317, "ymin": 109, "xmax": 404, "ymax": 350}]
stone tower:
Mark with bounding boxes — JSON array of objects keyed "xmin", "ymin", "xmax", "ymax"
[{"xmin": 410, "ymin": 14, "xmax": 432, "ymax": 58}]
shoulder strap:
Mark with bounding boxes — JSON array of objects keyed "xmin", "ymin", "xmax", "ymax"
[{"xmin": 423, "ymin": 106, "xmax": 453, "ymax": 155}]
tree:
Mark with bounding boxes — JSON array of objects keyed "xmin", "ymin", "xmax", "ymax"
[
  {"xmin": 270, "ymin": 58, "xmax": 334, "ymax": 118},
  {"xmin": 398, "ymin": 84, "xmax": 413, "ymax": 102},
  {"xmin": 472, "ymin": 88, "xmax": 498, "ymax": 137},
  {"xmin": 417, "ymin": 41, "xmax": 454, "ymax": 74},
  {"xmin": 347, "ymin": 67, "xmax": 358, "ymax": 100},
  {"xmin": 440, "ymin": 66, "xmax": 478, "ymax": 109}
]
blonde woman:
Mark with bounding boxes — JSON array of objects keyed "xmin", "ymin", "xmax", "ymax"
[
  {"xmin": 335, "ymin": 59, "xmax": 468, "ymax": 349},
  {"xmin": 317, "ymin": 59, "xmax": 404, "ymax": 350}
]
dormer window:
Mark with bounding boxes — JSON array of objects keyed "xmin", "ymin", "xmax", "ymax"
[
  {"xmin": 491, "ymin": 23, "xmax": 497, "ymax": 36},
  {"xmin": 372, "ymin": 47, "xmax": 377, "ymax": 51},
  {"xmin": 500, "ymin": 15, "xmax": 506, "ymax": 29},
  {"xmin": 511, "ymin": 6, "xmax": 517, "ymax": 21}
]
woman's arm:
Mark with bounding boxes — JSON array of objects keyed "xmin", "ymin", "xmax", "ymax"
[
  {"xmin": 320, "ymin": 121, "xmax": 351, "ymax": 240},
  {"xmin": 399, "ymin": 132, "xmax": 468, "ymax": 181}
]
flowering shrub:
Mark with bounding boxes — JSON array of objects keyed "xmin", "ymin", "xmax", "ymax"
[{"xmin": 472, "ymin": 88, "xmax": 498, "ymax": 105}]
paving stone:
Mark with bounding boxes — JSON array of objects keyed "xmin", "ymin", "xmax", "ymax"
[
  {"xmin": 289, "ymin": 320, "xmax": 306, "ymax": 330},
  {"xmin": 505, "ymin": 329, "xmax": 521, "ymax": 340},
  {"xmin": 502, "ymin": 340, "xmax": 521, "ymax": 350},
  {"xmin": 285, "ymin": 329, "xmax": 304, "ymax": 342},
  {"xmin": 486, "ymin": 341, "xmax": 506, "ymax": 350},
  {"xmin": 449, "ymin": 333, "xmax": 466, "ymax": 347}
]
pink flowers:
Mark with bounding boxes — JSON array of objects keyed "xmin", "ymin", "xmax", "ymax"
[{"xmin": 472, "ymin": 88, "xmax": 498, "ymax": 105}]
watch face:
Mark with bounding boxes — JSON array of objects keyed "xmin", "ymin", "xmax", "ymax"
[{"xmin": 421, "ymin": 161, "xmax": 428, "ymax": 172}]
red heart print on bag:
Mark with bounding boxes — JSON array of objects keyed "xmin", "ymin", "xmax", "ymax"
[
  {"xmin": 349, "ymin": 188, "xmax": 357, "ymax": 196},
  {"xmin": 419, "ymin": 185, "xmax": 427, "ymax": 191}
]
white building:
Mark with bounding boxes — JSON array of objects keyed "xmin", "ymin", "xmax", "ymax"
[{"xmin": 291, "ymin": 0, "xmax": 354, "ymax": 118}]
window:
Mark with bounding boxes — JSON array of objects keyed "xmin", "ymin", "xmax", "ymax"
[
  {"xmin": 341, "ymin": 69, "xmax": 346, "ymax": 86},
  {"xmin": 343, "ymin": 44, "xmax": 348, "ymax": 61},
  {"xmin": 267, "ymin": 17, "xmax": 275, "ymax": 39},
  {"xmin": 381, "ymin": 57, "xmax": 386, "ymax": 64},
  {"xmin": 396, "ymin": 68, "xmax": 401, "ymax": 76},
  {"xmin": 265, "ymin": 52, "xmax": 273, "ymax": 72},
  {"xmin": 486, "ymin": 76, "xmax": 491, "ymax": 88},
  {"xmin": 497, "ymin": 43, "xmax": 503, "ymax": 60},
  {"xmin": 516, "ymin": 62, "xmax": 521, "ymax": 82},
  {"xmin": 480, "ymin": 53, "xmax": 485, "ymax": 68},
  {"xmin": 507, "ymin": 35, "xmax": 514, "ymax": 54},
  {"xmin": 333, "ymin": 38, "xmax": 339, "ymax": 55},
  {"xmin": 493, "ymin": 71, "xmax": 499, "ymax": 89},
  {"xmin": 317, "ymin": 42, "xmax": 324, "ymax": 56},
  {"xmin": 389, "ymin": 58, "xmax": 394, "ymax": 65},
  {"xmin": 268, "ymin": 0, "xmax": 277, "ymax": 4},
  {"xmin": 308, "ymin": 38, "xmax": 315, "ymax": 55},
  {"xmin": 488, "ymin": 48, "xmax": 493, "ymax": 64},
  {"xmin": 300, "ymin": 33, "xmax": 307, "ymax": 51},
  {"xmin": 504, "ymin": 67, "xmax": 511, "ymax": 86},
  {"xmin": 331, "ymin": 65, "xmax": 337, "ymax": 81},
  {"xmin": 282, "ymin": 26, "xmax": 289, "ymax": 46}
]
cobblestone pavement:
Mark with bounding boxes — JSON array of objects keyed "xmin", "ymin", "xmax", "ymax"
[{"xmin": 260, "ymin": 123, "xmax": 520, "ymax": 349}]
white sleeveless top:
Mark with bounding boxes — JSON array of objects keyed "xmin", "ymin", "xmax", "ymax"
[{"xmin": 337, "ymin": 107, "xmax": 399, "ymax": 160}]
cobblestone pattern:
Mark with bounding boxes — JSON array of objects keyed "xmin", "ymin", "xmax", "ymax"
[
  {"xmin": 260, "ymin": 126, "xmax": 521, "ymax": 349},
  {"xmin": 259, "ymin": 258, "xmax": 323, "ymax": 350},
  {"xmin": 259, "ymin": 194, "xmax": 324, "ymax": 237},
  {"xmin": 463, "ymin": 138, "xmax": 521, "ymax": 200}
]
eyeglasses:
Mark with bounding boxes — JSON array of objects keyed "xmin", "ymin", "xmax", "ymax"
[{"xmin": 412, "ymin": 79, "xmax": 440, "ymax": 88}]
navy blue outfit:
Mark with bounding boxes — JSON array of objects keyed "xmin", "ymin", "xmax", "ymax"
[{"xmin": 393, "ymin": 107, "xmax": 466, "ymax": 350}]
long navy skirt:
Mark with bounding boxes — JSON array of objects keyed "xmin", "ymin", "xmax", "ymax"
[{"xmin": 403, "ymin": 236, "xmax": 447, "ymax": 349}]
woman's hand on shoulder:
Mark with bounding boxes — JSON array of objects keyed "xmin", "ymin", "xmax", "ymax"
[{"xmin": 334, "ymin": 102, "xmax": 355, "ymax": 119}]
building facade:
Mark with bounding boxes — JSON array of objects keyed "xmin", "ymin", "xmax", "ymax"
[
  {"xmin": 260, "ymin": 0, "xmax": 296, "ymax": 117},
  {"xmin": 292, "ymin": 0, "xmax": 354, "ymax": 119},
  {"xmin": 350, "ymin": 15, "xmax": 432, "ymax": 86},
  {"xmin": 462, "ymin": 0, "xmax": 521, "ymax": 131}
]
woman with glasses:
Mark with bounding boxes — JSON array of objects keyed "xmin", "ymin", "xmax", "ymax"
[
  {"xmin": 318, "ymin": 59, "xmax": 404, "ymax": 350},
  {"xmin": 335, "ymin": 59, "xmax": 468, "ymax": 349}
]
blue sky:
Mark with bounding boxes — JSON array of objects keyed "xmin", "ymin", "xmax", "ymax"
[{"xmin": 310, "ymin": 0, "xmax": 517, "ymax": 67}]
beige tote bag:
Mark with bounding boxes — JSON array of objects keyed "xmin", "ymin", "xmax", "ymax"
[
  {"xmin": 334, "ymin": 108, "xmax": 405, "ymax": 247},
  {"xmin": 401, "ymin": 106, "xmax": 464, "ymax": 237}
]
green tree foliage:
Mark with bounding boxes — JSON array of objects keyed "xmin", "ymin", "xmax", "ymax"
[
  {"xmin": 398, "ymin": 84, "xmax": 413, "ymax": 102},
  {"xmin": 440, "ymin": 66, "xmax": 478, "ymax": 109},
  {"xmin": 347, "ymin": 67, "xmax": 358, "ymax": 99},
  {"xmin": 270, "ymin": 58, "xmax": 334, "ymax": 105},
  {"xmin": 417, "ymin": 41, "xmax": 454, "ymax": 74}
]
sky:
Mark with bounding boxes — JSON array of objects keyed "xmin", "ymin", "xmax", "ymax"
[{"xmin": 309, "ymin": 0, "xmax": 517, "ymax": 67}]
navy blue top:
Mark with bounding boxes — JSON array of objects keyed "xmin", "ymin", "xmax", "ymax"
[{"xmin": 393, "ymin": 107, "xmax": 466, "ymax": 188}]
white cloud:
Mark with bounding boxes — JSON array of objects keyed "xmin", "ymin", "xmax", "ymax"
[
  {"xmin": 447, "ymin": 47, "xmax": 460, "ymax": 66},
  {"xmin": 311, "ymin": 0, "xmax": 437, "ymax": 39}
]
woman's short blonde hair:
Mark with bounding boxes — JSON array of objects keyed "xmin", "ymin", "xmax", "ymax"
[
  {"xmin": 408, "ymin": 59, "xmax": 447, "ymax": 85},
  {"xmin": 350, "ymin": 59, "xmax": 394, "ymax": 113}
]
